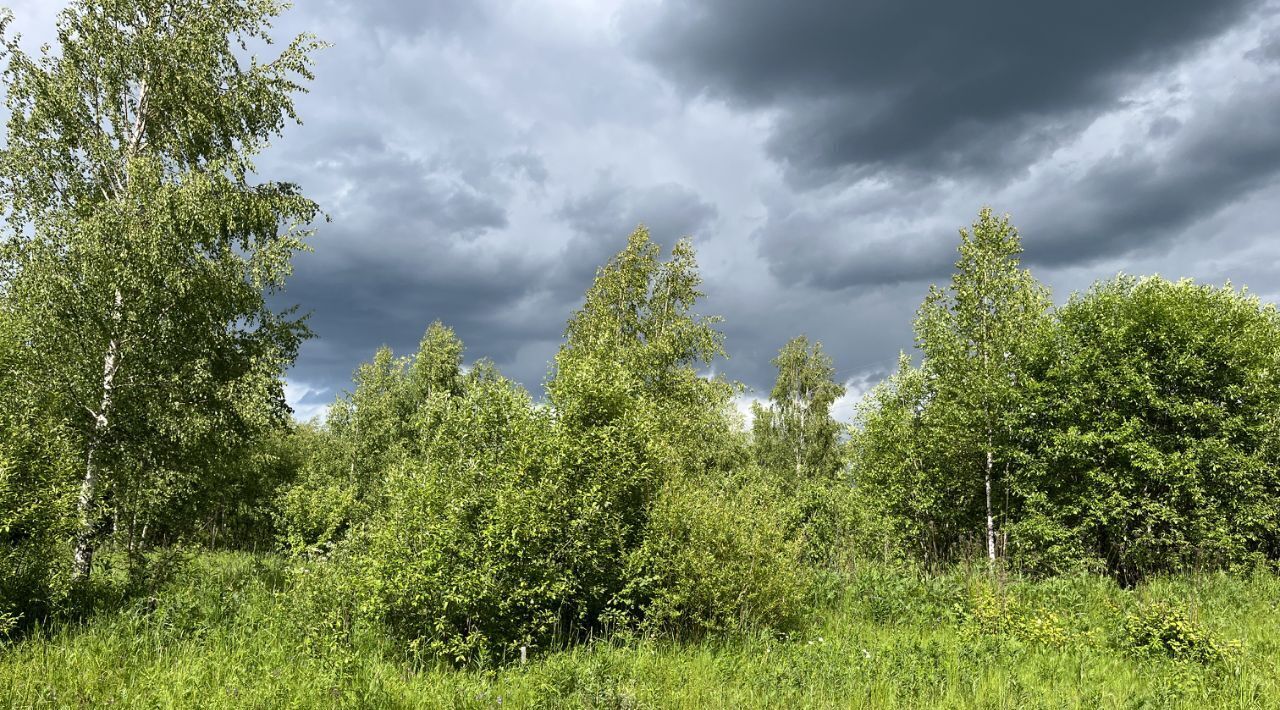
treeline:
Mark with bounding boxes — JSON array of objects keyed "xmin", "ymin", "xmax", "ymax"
[
  {"xmin": 854, "ymin": 210, "xmax": 1280, "ymax": 581},
  {"xmin": 4, "ymin": 0, "xmax": 1280, "ymax": 665}
]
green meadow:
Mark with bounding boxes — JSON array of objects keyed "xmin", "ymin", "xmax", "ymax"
[{"xmin": 3, "ymin": 552, "xmax": 1277, "ymax": 709}]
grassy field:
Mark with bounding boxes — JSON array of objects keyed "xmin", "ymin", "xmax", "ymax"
[{"xmin": 1, "ymin": 552, "xmax": 1277, "ymax": 708}]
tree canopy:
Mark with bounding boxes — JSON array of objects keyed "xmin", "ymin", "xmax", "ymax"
[{"xmin": 0, "ymin": 0, "xmax": 322, "ymax": 581}]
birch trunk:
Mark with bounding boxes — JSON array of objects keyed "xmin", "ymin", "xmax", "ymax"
[
  {"xmin": 985, "ymin": 440, "xmax": 996, "ymax": 563},
  {"xmin": 72, "ymin": 289, "xmax": 123, "ymax": 581}
]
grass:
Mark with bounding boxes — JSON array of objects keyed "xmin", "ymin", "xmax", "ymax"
[{"xmin": 1, "ymin": 552, "xmax": 1278, "ymax": 708}]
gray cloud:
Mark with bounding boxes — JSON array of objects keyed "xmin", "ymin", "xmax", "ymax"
[
  {"xmin": 6, "ymin": 0, "xmax": 1280, "ymax": 420},
  {"xmin": 1026, "ymin": 78, "xmax": 1280, "ymax": 268},
  {"xmin": 317, "ymin": 0, "xmax": 487, "ymax": 39},
  {"xmin": 1247, "ymin": 29, "xmax": 1280, "ymax": 63},
  {"xmin": 556, "ymin": 180, "xmax": 719, "ymax": 292},
  {"xmin": 638, "ymin": 0, "xmax": 1261, "ymax": 184},
  {"xmin": 753, "ymin": 64, "xmax": 1280, "ymax": 293},
  {"xmin": 269, "ymin": 136, "xmax": 552, "ymax": 392}
]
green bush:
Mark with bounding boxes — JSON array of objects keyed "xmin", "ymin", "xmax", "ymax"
[
  {"xmin": 274, "ymin": 426, "xmax": 363, "ymax": 555},
  {"xmin": 0, "ymin": 407, "xmax": 78, "ymax": 628},
  {"xmin": 1016, "ymin": 277, "xmax": 1280, "ymax": 580},
  {"xmin": 1118, "ymin": 599, "xmax": 1239, "ymax": 664},
  {"xmin": 353, "ymin": 372, "xmax": 574, "ymax": 664},
  {"xmin": 620, "ymin": 475, "xmax": 813, "ymax": 637}
]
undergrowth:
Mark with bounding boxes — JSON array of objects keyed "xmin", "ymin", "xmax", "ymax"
[{"xmin": 1, "ymin": 552, "xmax": 1277, "ymax": 708}]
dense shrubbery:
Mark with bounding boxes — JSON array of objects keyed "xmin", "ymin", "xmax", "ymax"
[
  {"xmin": 853, "ymin": 212, "xmax": 1280, "ymax": 581},
  {"xmin": 282, "ymin": 231, "xmax": 815, "ymax": 663},
  {"xmin": 1013, "ymin": 277, "xmax": 1280, "ymax": 579},
  {"xmin": 0, "ymin": 310, "xmax": 75, "ymax": 627},
  {"xmin": 0, "ymin": 400, "xmax": 78, "ymax": 627}
]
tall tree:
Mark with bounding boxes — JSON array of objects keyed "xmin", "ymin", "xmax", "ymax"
[
  {"xmin": 752, "ymin": 336, "xmax": 845, "ymax": 486},
  {"xmin": 0, "ymin": 0, "xmax": 322, "ymax": 579},
  {"xmin": 549, "ymin": 226, "xmax": 733, "ymax": 476},
  {"xmin": 915, "ymin": 208, "xmax": 1050, "ymax": 562}
]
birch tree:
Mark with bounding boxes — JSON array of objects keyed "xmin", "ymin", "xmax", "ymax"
[
  {"xmin": 914, "ymin": 208, "xmax": 1050, "ymax": 562},
  {"xmin": 752, "ymin": 336, "xmax": 845, "ymax": 486},
  {"xmin": 0, "ymin": 0, "xmax": 322, "ymax": 580}
]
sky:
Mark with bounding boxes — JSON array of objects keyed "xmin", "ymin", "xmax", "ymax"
[{"xmin": 5, "ymin": 0, "xmax": 1280, "ymax": 422}]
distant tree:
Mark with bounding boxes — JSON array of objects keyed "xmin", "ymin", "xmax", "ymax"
[
  {"xmin": 750, "ymin": 336, "xmax": 850, "ymax": 563},
  {"xmin": 752, "ymin": 336, "xmax": 845, "ymax": 486},
  {"xmin": 0, "ymin": 0, "xmax": 323, "ymax": 580},
  {"xmin": 914, "ymin": 208, "xmax": 1051, "ymax": 562},
  {"xmin": 277, "ymin": 321, "xmax": 467, "ymax": 552}
]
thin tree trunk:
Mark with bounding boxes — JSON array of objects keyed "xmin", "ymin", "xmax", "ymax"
[
  {"xmin": 985, "ymin": 437, "xmax": 996, "ymax": 563},
  {"xmin": 72, "ymin": 289, "xmax": 123, "ymax": 581}
]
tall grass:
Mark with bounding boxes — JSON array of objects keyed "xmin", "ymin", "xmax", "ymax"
[{"xmin": 2, "ymin": 552, "xmax": 1277, "ymax": 708}]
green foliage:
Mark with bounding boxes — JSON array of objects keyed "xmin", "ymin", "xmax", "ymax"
[
  {"xmin": 356, "ymin": 371, "xmax": 571, "ymax": 663},
  {"xmin": 292, "ymin": 229, "xmax": 810, "ymax": 664},
  {"xmin": 621, "ymin": 474, "xmax": 814, "ymax": 637},
  {"xmin": 751, "ymin": 336, "xmax": 854, "ymax": 564},
  {"xmin": 958, "ymin": 585, "xmax": 1079, "ymax": 648},
  {"xmin": 0, "ymin": 0, "xmax": 323, "ymax": 583},
  {"xmin": 0, "ymin": 424, "xmax": 78, "ymax": 626},
  {"xmin": 858, "ymin": 220, "xmax": 1280, "ymax": 581},
  {"xmin": 1118, "ymin": 599, "xmax": 1239, "ymax": 664},
  {"xmin": 3, "ymin": 552, "xmax": 1276, "ymax": 708},
  {"xmin": 545, "ymin": 228, "xmax": 806, "ymax": 649},
  {"xmin": 276, "ymin": 321, "xmax": 467, "ymax": 553},
  {"xmin": 850, "ymin": 353, "xmax": 954, "ymax": 561},
  {"xmin": 0, "ymin": 314, "xmax": 78, "ymax": 626},
  {"xmin": 752, "ymin": 336, "xmax": 845, "ymax": 484},
  {"xmin": 1013, "ymin": 276, "xmax": 1280, "ymax": 580},
  {"xmin": 180, "ymin": 427, "xmax": 306, "ymax": 551},
  {"xmin": 854, "ymin": 209, "xmax": 1052, "ymax": 564},
  {"xmin": 912, "ymin": 207, "xmax": 1052, "ymax": 560},
  {"xmin": 274, "ymin": 424, "xmax": 361, "ymax": 554},
  {"xmin": 549, "ymin": 227, "xmax": 737, "ymax": 482}
]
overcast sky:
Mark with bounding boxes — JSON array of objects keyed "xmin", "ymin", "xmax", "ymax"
[{"xmin": 6, "ymin": 0, "xmax": 1280, "ymax": 421}]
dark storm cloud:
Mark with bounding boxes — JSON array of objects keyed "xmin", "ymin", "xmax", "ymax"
[
  {"xmin": 270, "ymin": 137, "xmax": 551, "ymax": 393},
  {"xmin": 1025, "ymin": 77, "xmax": 1280, "ymax": 268},
  {"xmin": 330, "ymin": 138, "xmax": 510, "ymax": 238},
  {"xmin": 8, "ymin": 0, "xmax": 1280, "ymax": 419},
  {"xmin": 556, "ymin": 181, "xmax": 719, "ymax": 291},
  {"xmin": 748, "ymin": 17, "xmax": 1280, "ymax": 293},
  {"xmin": 754, "ymin": 193, "xmax": 958, "ymax": 290},
  {"xmin": 752, "ymin": 69, "xmax": 1280, "ymax": 294},
  {"xmin": 638, "ymin": 0, "xmax": 1260, "ymax": 183}
]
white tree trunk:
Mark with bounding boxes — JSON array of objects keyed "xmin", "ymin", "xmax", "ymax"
[
  {"xmin": 72, "ymin": 290, "xmax": 122, "ymax": 581},
  {"xmin": 985, "ymin": 443, "xmax": 996, "ymax": 563}
]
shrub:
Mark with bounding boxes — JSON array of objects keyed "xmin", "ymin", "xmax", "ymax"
[
  {"xmin": 297, "ymin": 232, "xmax": 818, "ymax": 664},
  {"xmin": 1017, "ymin": 277, "xmax": 1280, "ymax": 580},
  {"xmin": 1118, "ymin": 599, "xmax": 1240, "ymax": 664},
  {"xmin": 354, "ymin": 372, "xmax": 575, "ymax": 663},
  {"xmin": 619, "ymin": 475, "xmax": 814, "ymax": 637},
  {"xmin": 0, "ymin": 410, "xmax": 78, "ymax": 628}
]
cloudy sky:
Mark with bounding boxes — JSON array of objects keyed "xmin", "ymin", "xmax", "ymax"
[{"xmin": 6, "ymin": 1, "xmax": 1280, "ymax": 421}]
